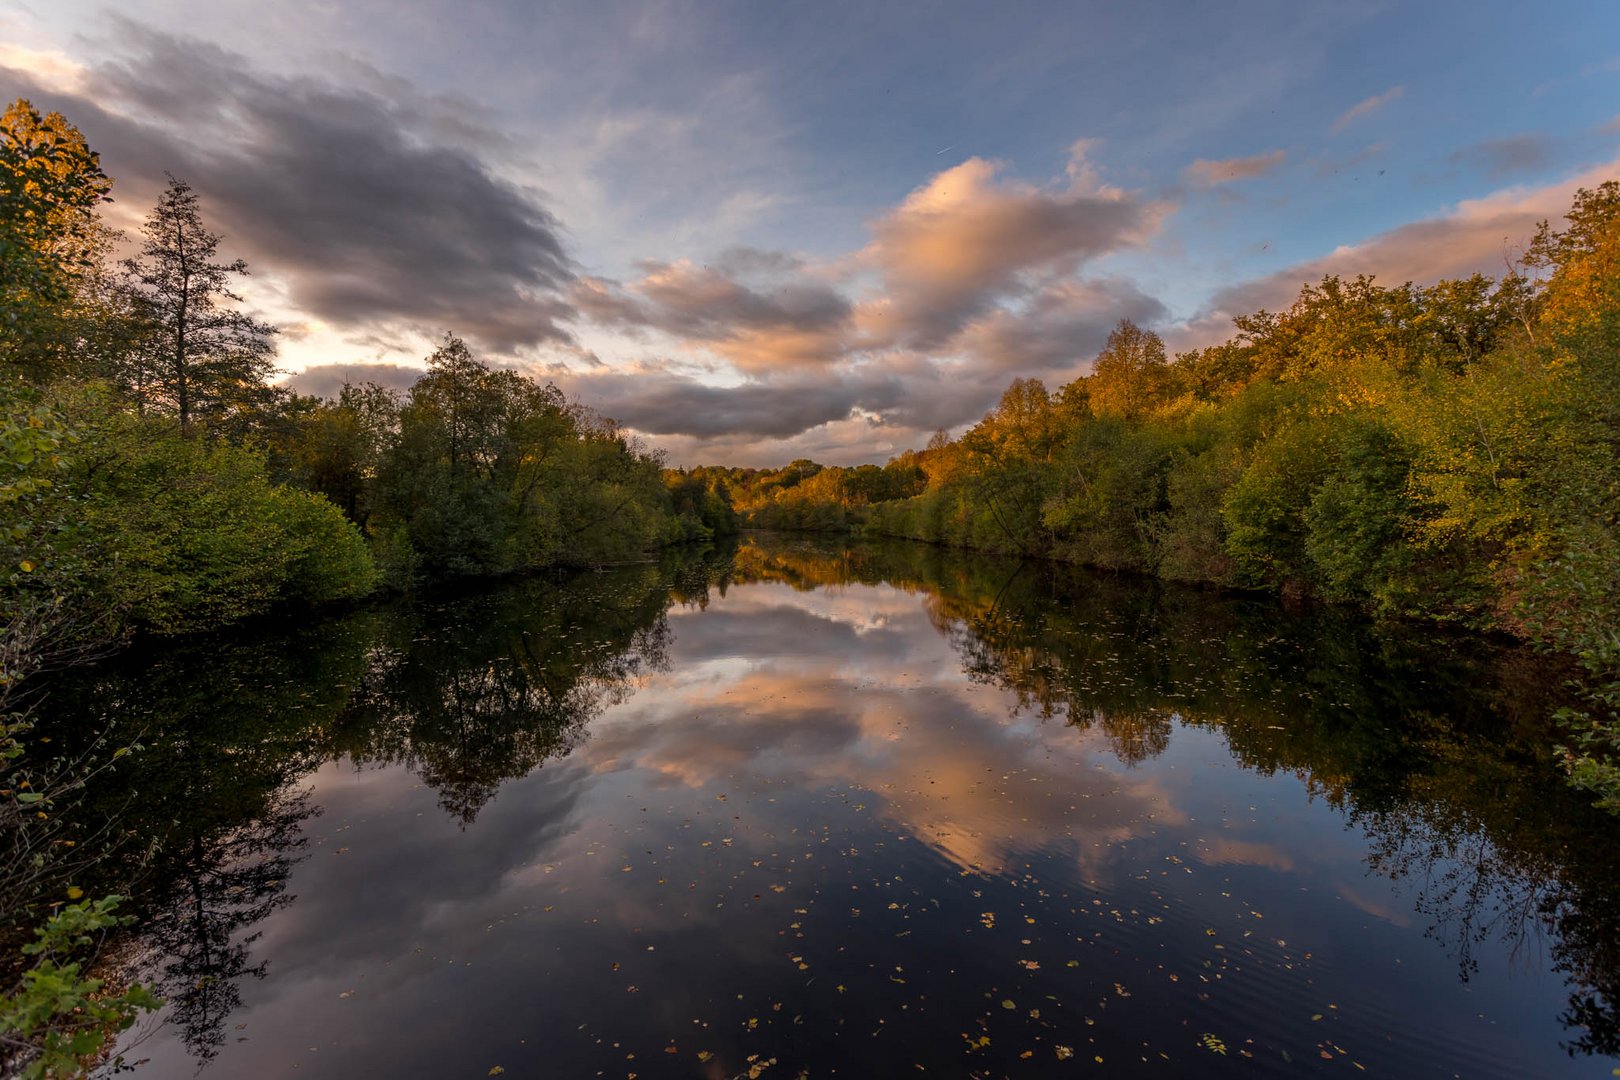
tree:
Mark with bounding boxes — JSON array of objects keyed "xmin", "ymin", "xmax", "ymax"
[
  {"xmin": 0, "ymin": 99, "xmax": 113, "ymax": 378},
  {"xmin": 121, "ymin": 177, "xmax": 276, "ymax": 430},
  {"xmin": 1088, "ymin": 319, "xmax": 1169, "ymax": 419}
]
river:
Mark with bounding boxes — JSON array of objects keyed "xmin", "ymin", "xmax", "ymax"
[{"xmin": 37, "ymin": 534, "xmax": 1620, "ymax": 1077}]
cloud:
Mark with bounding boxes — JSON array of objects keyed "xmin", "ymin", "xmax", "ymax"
[
  {"xmin": 10, "ymin": 24, "xmax": 1171, "ymax": 466},
  {"xmin": 569, "ymin": 253, "xmax": 852, "ymax": 372},
  {"xmin": 1602, "ymin": 116, "xmax": 1620, "ymax": 136},
  {"xmin": 283, "ymin": 363, "xmax": 424, "ymax": 400},
  {"xmin": 557, "ymin": 275, "xmax": 1163, "ymax": 460},
  {"xmin": 1, "ymin": 22, "xmax": 577, "ymax": 354},
  {"xmin": 1447, "ymin": 134, "xmax": 1556, "ymax": 180},
  {"xmin": 1332, "ymin": 85, "xmax": 1404, "ymax": 134},
  {"xmin": 0, "ymin": 43, "xmax": 90, "ymax": 95},
  {"xmin": 948, "ymin": 278, "xmax": 1166, "ymax": 373},
  {"xmin": 545, "ymin": 365, "xmax": 897, "ymax": 439},
  {"xmin": 1172, "ymin": 157, "xmax": 1620, "ymax": 350},
  {"xmin": 855, "ymin": 147, "xmax": 1165, "ymax": 350},
  {"xmin": 1181, "ymin": 149, "xmax": 1286, "ymax": 188},
  {"xmin": 555, "ymin": 149, "xmax": 1171, "ymax": 463}
]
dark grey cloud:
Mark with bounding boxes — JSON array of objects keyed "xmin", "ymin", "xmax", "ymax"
[
  {"xmin": 1447, "ymin": 134, "xmax": 1556, "ymax": 180},
  {"xmin": 284, "ymin": 363, "xmax": 424, "ymax": 400},
  {"xmin": 5, "ymin": 22, "xmax": 576, "ymax": 353},
  {"xmin": 550, "ymin": 368, "xmax": 902, "ymax": 438}
]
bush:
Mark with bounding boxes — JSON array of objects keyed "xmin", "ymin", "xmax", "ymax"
[{"xmin": 0, "ymin": 896, "xmax": 160, "ymax": 1079}]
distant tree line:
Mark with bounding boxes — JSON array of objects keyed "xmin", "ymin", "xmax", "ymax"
[{"xmin": 710, "ymin": 184, "xmax": 1620, "ymax": 811}]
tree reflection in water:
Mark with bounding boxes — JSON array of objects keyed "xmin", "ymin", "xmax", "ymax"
[{"xmin": 34, "ymin": 535, "xmax": 1620, "ymax": 1065}]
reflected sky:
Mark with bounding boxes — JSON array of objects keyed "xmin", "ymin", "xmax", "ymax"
[{"xmin": 79, "ymin": 538, "xmax": 1620, "ymax": 1078}]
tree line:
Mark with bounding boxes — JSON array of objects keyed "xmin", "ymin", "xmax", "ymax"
[{"xmin": 712, "ymin": 186, "xmax": 1620, "ymax": 811}]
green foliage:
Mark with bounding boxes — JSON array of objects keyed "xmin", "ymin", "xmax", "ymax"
[
  {"xmin": 0, "ymin": 386, "xmax": 73, "ymax": 607},
  {"xmin": 0, "ymin": 387, "xmax": 379, "ymax": 644},
  {"xmin": 266, "ymin": 486, "xmax": 379, "ymax": 604},
  {"xmin": 0, "ymin": 896, "xmax": 160, "ymax": 1079},
  {"xmin": 1220, "ymin": 416, "xmax": 1332, "ymax": 588},
  {"xmin": 367, "ymin": 334, "xmax": 676, "ymax": 583},
  {"xmin": 1300, "ymin": 417, "xmax": 1419, "ymax": 608},
  {"xmin": 0, "ymin": 101, "xmax": 112, "ymax": 380},
  {"xmin": 664, "ymin": 467, "xmax": 740, "ymax": 541},
  {"xmin": 63, "ymin": 415, "xmax": 370, "ymax": 633},
  {"xmin": 1044, "ymin": 417, "xmax": 1172, "ymax": 571}
]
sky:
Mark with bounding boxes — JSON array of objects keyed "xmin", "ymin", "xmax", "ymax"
[{"xmin": 4, "ymin": 0, "xmax": 1619, "ymax": 465}]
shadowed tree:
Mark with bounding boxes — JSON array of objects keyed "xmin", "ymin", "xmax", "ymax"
[{"xmin": 121, "ymin": 176, "xmax": 277, "ymax": 430}]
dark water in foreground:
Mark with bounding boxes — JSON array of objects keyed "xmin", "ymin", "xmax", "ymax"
[{"xmin": 39, "ymin": 535, "xmax": 1620, "ymax": 1078}]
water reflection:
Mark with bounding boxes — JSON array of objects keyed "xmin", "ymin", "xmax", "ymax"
[
  {"xmin": 34, "ymin": 535, "xmax": 1620, "ymax": 1076},
  {"xmin": 334, "ymin": 568, "xmax": 672, "ymax": 824}
]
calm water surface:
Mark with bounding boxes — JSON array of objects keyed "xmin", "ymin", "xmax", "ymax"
[{"xmin": 43, "ymin": 536, "xmax": 1620, "ymax": 1078}]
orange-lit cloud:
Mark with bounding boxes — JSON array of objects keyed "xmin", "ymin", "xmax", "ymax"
[
  {"xmin": 1181, "ymin": 149, "xmax": 1286, "ymax": 188},
  {"xmin": 1332, "ymin": 85, "xmax": 1404, "ymax": 134},
  {"xmin": 855, "ymin": 148, "xmax": 1165, "ymax": 350},
  {"xmin": 1171, "ymin": 156, "xmax": 1620, "ymax": 351}
]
